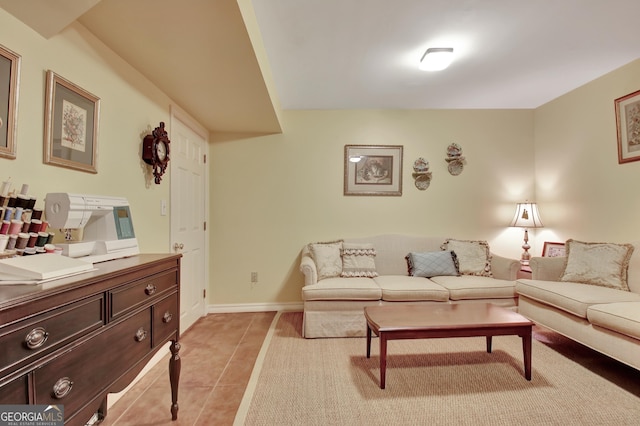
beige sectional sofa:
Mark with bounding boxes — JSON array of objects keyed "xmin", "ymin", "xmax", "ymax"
[
  {"xmin": 516, "ymin": 239, "xmax": 640, "ymax": 371},
  {"xmin": 300, "ymin": 234, "xmax": 520, "ymax": 338}
]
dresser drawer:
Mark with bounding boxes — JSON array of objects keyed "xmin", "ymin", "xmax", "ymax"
[
  {"xmin": 153, "ymin": 293, "xmax": 179, "ymax": 346},
  {"xmin": 33, "ymin": 308, "xmax": 152, "ymax": 414},
  {"xmin": 0, "ymin": 295, "xmax": 104, "ymax": 375},
  {"xmin": 110, "ymin": 271, "xmax": 177, "ymax": 320},
  {"xmin": 0, "ymin": 374, "xmax": 28, "ymax": 404}
]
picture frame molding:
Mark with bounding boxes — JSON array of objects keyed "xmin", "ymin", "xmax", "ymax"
[
  {"xmin": 44, "ymin": 70, "xmax": 100, "ymax": 173},
  {"xmin": 344, "ymin": 144, "xmax": 403, "ymax": 196},
  {"xmin": 0, "ymin": 44, "xmax": 21, "ymax": 160},
  {"xmin": 615, "ymin": 89, "xmax": 640, "ymax": 164},
  {"xmin": 542, "ymin": 241, "xmax": 566, "ymax": 257}
]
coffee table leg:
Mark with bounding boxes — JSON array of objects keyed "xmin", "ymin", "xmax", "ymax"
[
  {"xmin": 379, "ymin": 333, "xmax": 387, "ymax": 389},
  {"xmin": 522, "ymin": 327, "xmax": 532, "ymax": 380},
  {"xmin": 366, "ymin": 324, "xmax": 372, "ymax": 358},
  {"xmin": 486, "ymin": 336, "xmax": 492, "ymax": 353}
]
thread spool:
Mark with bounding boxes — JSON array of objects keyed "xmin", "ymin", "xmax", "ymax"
[
  {"xmin": 15, "ymin": 232, "xmax": 29, "ymax": 250},
  {"xmin": 40, "ymin": 221, "xmax": 48, "ymax": 233},
  {"xmin": 29, "ymin": 219, "xmax": 42, "ymax": 233},
  {"xmin": 7, "ymin": 196, "xmax": 16, "ymax": 208},
  {"xmin": 0, "ymin": 221, "xmax": 9, "ymax": 235},
  {"xmin": 27, "ymin": 197, "xmax": 36, "ymax": 210},
  {"xmin": 3, "ymin": 207, "xmax": 13, "ymax": 221},
  {"xmin": 46, "ymin": 232, "xmax": 55, "ymax": 244},
  {"xmin": 0, "ymin": 234, "xmax": 8, "ymax": 252},
  {"xmin": 36, "ymin": 232, "xmax": 49, "ymax": 247},
  {"xmin": 16, "ymin": 194, "xmax": 29, "ymax": 208},
  {"xmin": 23, "ymin": 247, "xmax": 36, "ymax": 256},
  {"xmin": 19, "ymin": 184, "xmax": 28, "ymax": 195},
  {"xmin": 8, "ymin": 219, "xmax": 23, "ymax": 235},
  {"xmin": 27, "ymin": 232, "xmax": 38, "ymax": 248},
  {"xmin": 31, "ymin": 208, "xmax": 43, "ymax": 220},
  {"xmin": 14, "ymin": 207, "xmax": 23, "ymax": 220},
  {"xmin": 44, "ymin": 244, "xmax": 56, "ymax": 253},
  {"xmin": 6, "ymin": 234, "xmax": 17, "ymax": 250},
  {"xmin": 21, "ymin": 221, "xmax": 30, "ymax": 233}
]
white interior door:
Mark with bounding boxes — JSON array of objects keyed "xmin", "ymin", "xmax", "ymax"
[{"xmin": 170, "ymin": 107, "xmax": 208, "ymax": 333}]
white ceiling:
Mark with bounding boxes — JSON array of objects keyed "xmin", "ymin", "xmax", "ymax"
[{"xmin": 3, "ymin": 0, "xmax": 640, "ymax": 134}]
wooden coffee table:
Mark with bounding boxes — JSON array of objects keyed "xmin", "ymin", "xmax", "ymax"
[{"xmin": 364, "ymin": 303, "xmax": 534, "ymax": 389}]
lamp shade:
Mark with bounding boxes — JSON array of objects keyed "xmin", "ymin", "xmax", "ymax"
[{"xmin": 509, "ymin": 202, "xmax": 543, "ymax": 228}]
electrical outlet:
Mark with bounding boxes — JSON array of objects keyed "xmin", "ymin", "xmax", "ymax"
[{"xmin": 251, "ymin": 272, "xmax": 258, "ymax": 283}]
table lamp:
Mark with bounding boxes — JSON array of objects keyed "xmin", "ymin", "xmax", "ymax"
[{"xmin": 510, "ymin": 202, "xmax": 544, "ymax": 266}]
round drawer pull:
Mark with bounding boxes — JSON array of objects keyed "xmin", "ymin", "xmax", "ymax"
[
  {"xmin": 25, "ymin": 327, "xmax": 49, "ymax": 350},
  {"xmin": 52, "ymin": 377, "xmax": 73, "ymax": 399},
  {"xmin": 135, "ymin": 327, "xmax": 148, "ymax": 342},
  {"xmin": 145, "ymin": 284, "xmax": 157, "ymax": 295},
  {"xmin": 162, "ymin": 312, "xmax": 173, "ymax": 323}
]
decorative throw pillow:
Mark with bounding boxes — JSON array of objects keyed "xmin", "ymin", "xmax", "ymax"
[
  {"xmin": 441, "ymin": 239, "xmax": 492, "ymax": 277},
  {"xmin": 340, "ymin": 243, "xmax": 378, "ymax": 278},
  {"xmin": 308, "ymin": 240, "xmax": 343, "ymax": 281},
  {"xmin": 406, "ymin": 251, "xmax": 459, "ymax": 278},
  {"xmin": 560, "ymin": 239, "xmax": 634, "ymax": 291}
]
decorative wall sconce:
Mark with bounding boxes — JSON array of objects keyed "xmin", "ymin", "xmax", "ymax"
[
  {"xmin": 509, "ymin": 201, "xmax": 544, "ymax": 265},
  {"xmin": 445, "ymin": 143, "xmax": 465, "ymax": 175},
  {"xmin": 412, "ymin": 158, "xmax": 432, "ymax": 190}
]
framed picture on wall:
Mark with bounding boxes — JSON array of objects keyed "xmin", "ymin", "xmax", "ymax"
[
  {"xmin": 44, "ymin": 70, "xmax": 100, "ymax": 173},
  {"xmin": 0, "ymin": 44, "xmax": 21, "ymax": 160},
  {"xmin": 344, "ymin": 145, "xmax": 403, "ymax": 196},
  {"xmin": 542, "ymin": 241, "xmax": 566, "ymax": 257},
  {"xmin": 615, "ymin": 89, "xmax": 640, "ymax": 164}
]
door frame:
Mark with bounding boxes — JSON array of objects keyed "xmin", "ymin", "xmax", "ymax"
[{"xmin": 169, "ymin": 104, "xmax": 210, "ymax": 328}]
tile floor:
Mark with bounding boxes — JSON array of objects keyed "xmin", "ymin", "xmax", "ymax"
[{"xmin": 100, "ymin": 311, "xmax": 277, "ymax": 426}]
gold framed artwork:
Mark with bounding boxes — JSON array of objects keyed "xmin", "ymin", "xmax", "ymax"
[
  {"xmin": 615, "ymin": 89, "xmax": 640, "ymax": 164},
  {"xmin": 0, "ymin": 44, "xmax": 21, "ymax": 159},
  {"xmin": 542, "ymin": 241, "xmax": 566, "ymax": 257},
  {"xmin": 344, "ymin": 145, "xmax": 403, "ymax": 196},
  {"xmin": 44, "ymin": 70, "xmax": 100, "ymax": 173}
]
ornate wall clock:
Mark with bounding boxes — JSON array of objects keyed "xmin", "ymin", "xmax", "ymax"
[{"xmin": 142, "ymin": 122, "xmax": 171, "ymax": 184}]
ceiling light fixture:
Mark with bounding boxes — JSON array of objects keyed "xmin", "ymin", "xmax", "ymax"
[{"xmin": 419, "ymin": 47, "xmax": 454, "ymax": 71}]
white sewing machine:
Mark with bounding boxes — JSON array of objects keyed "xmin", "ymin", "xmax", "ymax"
[{"xmin": 44, "ymin": 193, "xmax": 140, "ymax": 263}]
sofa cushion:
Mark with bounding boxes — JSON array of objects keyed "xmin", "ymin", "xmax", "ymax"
[
  {"xmin": 441, "ymin": 239, "xmax": 492, "ymax": 277},
  {"xmin": 587, "ymin": 302, "xmax": 640, "ymax": 341},
  {"xmin": 302, "ymin": 277, "xmax": 381, "ymax": 301},
  {"xmin": 560, "ymin": 239, "xmax": 634, "ymax": 291},
  {"xmin": 309, "ymin": 240, "xmax": 343, "ymax": 280},
  {"xmin": 516, "ymin": 279, "xmax": 640, "ymax": 318},
  {"xmin": 431, "ymin": 275, "xmax": 516, "ymax": 300},
  {"xmin": 340, "ymin": 243, "xmax": 378, "ymax": 278},
  {"xmin": 373, "ymin": 275, "xmax": 449, "ymax": 302},
  {"xmin": 405, "ymin": 251, "xmax": 459, "ymax": 277}
]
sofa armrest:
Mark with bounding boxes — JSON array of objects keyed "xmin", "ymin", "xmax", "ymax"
[
  {"xmin": 300, "ymin": 254, "xmax": 318, "ymax": 286},
  {"xmin": 491, "ymin": 254, "xmax": 520, "ymax": 280},
  {"xmin": 529, "ymin": 256, "xmax": 566, "ymax": 281}
]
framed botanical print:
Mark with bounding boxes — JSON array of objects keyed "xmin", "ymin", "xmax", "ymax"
[
  {"xmin": 44, "ymin": 70, "xmax": 100, "ymax": 173},
  {"xmin": 0, "ymin": 44, "xmax": 21, "ymax": 159},
  {"xmin": 615, "ymin": 89, "xmax": 640, "ymax": 164},
  {"xmin": 542, "ymin": 241, "xmax": 566, "ymax": 257},
  {"xmin": 344, "ymin": 145, "xmax": 403, "ymax": 196}
]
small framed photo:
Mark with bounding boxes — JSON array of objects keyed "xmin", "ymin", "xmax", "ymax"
[
  {"xmin": 344, "ymin": 145, "xmax": 403, "ymax": 196},
  {"xmin": 615, "ymin": 89, "xmax": 640, "ymax": 164},
  {"xmin": 542, "ymin": 242, "xmax": 566, "ymax": 257},
  {"xmin": 0, "ymin": 44, "xmax": 21, "ymax": 160},
  {"xmin": 44, "ymin": 70, "xmax": 100, "ymax": 173}
]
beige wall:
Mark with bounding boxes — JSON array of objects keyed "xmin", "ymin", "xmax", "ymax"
[
  {"xmin": 211, "ymin": 109, "xmax": 534, "ymax": 304},
  {"xmin": 0, "ymin": 10, "xmax": 172, "ymax": 253},
  {"xmin": 533, "ymin": 59, "xmax": 640, "ymax": 246}
]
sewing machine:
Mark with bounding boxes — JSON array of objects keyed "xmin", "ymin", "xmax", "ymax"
[{"xmin": 44, "ymin": 193, "xmax": 140, "ymax": 263}]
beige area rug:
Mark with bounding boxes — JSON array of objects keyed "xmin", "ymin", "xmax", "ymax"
[{"xmin": 235, "ymin": 311, "xmax": 640, "ymax": 425}]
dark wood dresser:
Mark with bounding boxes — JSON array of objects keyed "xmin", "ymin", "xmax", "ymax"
[{"xmin": 0, "ymin": 253, "xmax": 181, "ymax": 425}]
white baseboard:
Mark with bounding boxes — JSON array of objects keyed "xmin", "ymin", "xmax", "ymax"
[{"xmin": 207, "ymin": 302, "xmax": 303, "ymax": 313}]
